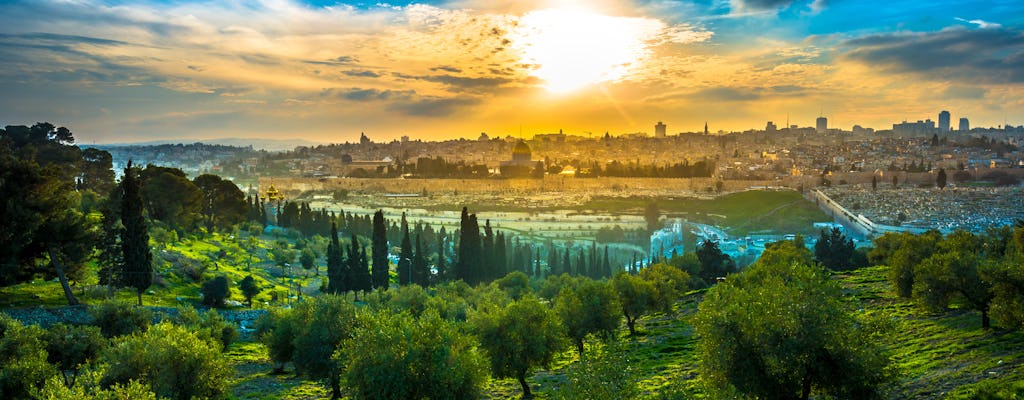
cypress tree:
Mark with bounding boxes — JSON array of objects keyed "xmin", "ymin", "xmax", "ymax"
[
  {"xmin": 121, "ymin": 160, "xmax": 152, "ymax": 306},
  {"xmin": 436, "ymin": 227, "xmax": 447, "ymax": 283},
  {"xmin": 483, "ymin": 220, "xmax": 495, "ymax": 281},
  {"xmin": 563, "ymin": 250, "xmax": 572, "ymax": 276},
  {"xmin": 327, "ymin": 222, "xmax": 344, "ymax": 294},
  {"xmin": 398, "ymin": 212, "xmax": 412, "ymax": 286},
  {"xmin": 413, "ymin": 234, "xmax": 429, "ymax": 287},
  {"xmin": 371, "ymin": 210, "xmax": 389, "ymax": 289}
]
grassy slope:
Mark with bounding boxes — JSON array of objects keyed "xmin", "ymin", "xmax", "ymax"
[{"xmin": 0, "ymin": 231, "xmax": 315, "ymax": 308}]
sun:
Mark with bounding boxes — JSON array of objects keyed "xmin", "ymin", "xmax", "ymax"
[{"xmin": 509, "ymin": 7, "xmax": 662, "ymax": 93}]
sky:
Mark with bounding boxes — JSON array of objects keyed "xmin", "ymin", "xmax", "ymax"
[{"xmin": 0, "ymin": 0, "xmax": 1022, "ymax": 144}]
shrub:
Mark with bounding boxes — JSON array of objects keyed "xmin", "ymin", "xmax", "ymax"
[
  {"xmin": 342, "ymin": 310, "xmax": 487, "ymax": 400},
  {"xmin": 552, "ymin": 342, "xmax": 638, "ymax": 400},
  {"xmin": 200, "ymin": 275, "xmax": 230, "ymax": 308},
  {"xmin": 239, "ymin": 275, "xmax": 261, "ymax": 307},
  {"xmin": 44, "ymin": 324, "xmax": 106, "ymax": 387},
  {"xmin": 0, "ymin": 314, "xmax": 56, "ymax": 399},
  {"xmin": 99, "ymin": 322, "xmax": 230, "ymax": 400},
  {"xmin": 89, "ymin": 301, "xmax": 152, "ymax": 338},
  {"xmin": 175, "ymin": 306, "xmax": 238, "ymax": 351}
]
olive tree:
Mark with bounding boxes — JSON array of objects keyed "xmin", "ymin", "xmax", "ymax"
[
  {"xmin": 472, "ymin": 296, "xmax": 567, "ymax": 398},
  {"xmin": 695, "ymin": 260, "xmax": 892, "ymax": 400},
  {"xmin": 555, "ymin": 279, "xmax": 620, "ymax": 357},
  {"xmin": 342, "ymin": 309, "xmax": 487, "ymax": 399}
]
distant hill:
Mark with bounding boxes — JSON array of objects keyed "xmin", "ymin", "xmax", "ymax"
[{"xmin": 93, "ymin": 137, "xmax": 322, "ymax": 152}]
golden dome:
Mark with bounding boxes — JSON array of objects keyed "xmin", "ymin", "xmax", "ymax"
[{"xmin": 511, "ymin": 140, "xmax": 532, "ymax": 162}]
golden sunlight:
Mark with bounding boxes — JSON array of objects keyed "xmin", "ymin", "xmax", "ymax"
[{"xmin": 510, "ymin": 7, "xmax": 663, "ymax": 93}]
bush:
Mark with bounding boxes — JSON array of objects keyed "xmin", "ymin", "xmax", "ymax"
[
  {"xmin": 44, "ymin": 324, "xmax": 106, "ymax": 387},
  {"xmin": 90, "ymin": 301, "xmax": 152, "ymax": 338},
  {"xmin": 37, "ymin": 372, "xmax": 157, "ymax": 400},
  {"xmin": 100, "ymin": 322, "xmax": 231, "ymax": 400},
  {"xmin": 552, "ymin": 343, "xmax": 638, "ymax": 400},
  {"xmin": 496, "ymin": 271, "xmax": 532, "ymax": 300},
  {"xmin": 239, "ymin": 275, "xmax": 261, "ymax": 307},
  {"xmin": 200, "ymin": 275, "xmax": 230, "ymax": 308},
  {"xmin": 254, "ymin": 308, "xmax": 299, "ymax": 373},
  {"xmin": 0, "ymin": 314, "xmax": 56, "ymax": 399},
  {"xmin": 342, "ymin": 310, "xmax": 487, "ymax": 400},
  {"xmin": 175, "ymin": 306, "xmax": 238, "ymax": 351}
]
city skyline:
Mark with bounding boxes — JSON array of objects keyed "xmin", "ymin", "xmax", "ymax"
[{"xmin": 1, "ymin": 0, "xmax": 1022, "ymax": 143}]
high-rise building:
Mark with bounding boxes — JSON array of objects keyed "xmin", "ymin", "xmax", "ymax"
[
  {"xmin": 938, "ymin": 110, "xmax": 951, "ymax": 132},
  {"xmin": 655, "ymin": 121, "xmax": 666, "ymax": 138},
  {"xmin": 959, "ymin": 117, "xmax": 970, "ymax": 132},
  {"xmin": 816, "ymin": 116, "xmax": 827, "ymax": 134}
]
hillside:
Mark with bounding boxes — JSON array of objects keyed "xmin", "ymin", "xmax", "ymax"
[{"xmin": 213, "ymin": 265, "xmax": 1024, "ymax": 399}]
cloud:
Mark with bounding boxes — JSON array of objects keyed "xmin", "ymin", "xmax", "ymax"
[
  {"xmin": 304, "ymin": 56, "xmax": 360, "ymax": 66},
  {"xmin": 840, "ymin": 26, "xmax": 1024, "ymax": 83},
  {"xmin": 430, "ymin": 66, "xmax": 462, "ymax": 73},
  {"xmin": 323, "ymin": 87, "xmax": 416, "ymax": 101},
  {"xmin": 392, "ymin": 72, "xmax": 515, "ymax": 92},
  {"xmin": 955, "ymin": 17, "xmax": 1001, "ymax": 29},
  {"xmin": 342, "ymin": 69, "xmax": 381, "ymax": 78},
  {"xmin": 695, "ymin": 87, "xmax": 761, "ymax": 101},
  {"xmin": 387, "ymin": 96, "xmax": 481, "ymax": 117},
  {"xmin": 732, "ymin": 0, "xmax": 794, "ymax": 11},
  {"xmin": 941, "ymin": 85, "xmax": 988, "ymax": 99}
]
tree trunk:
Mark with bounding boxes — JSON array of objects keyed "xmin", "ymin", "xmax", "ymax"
[
  {"xmin": 331, "ymin": 378, "xmax": 342, "ymax": 399},
  {"xmin": 48, "ymin": 246, "xmax": 79, "ymax": 306},
  {"xmin": 518, "ymin": 373, "xmax": 533, "ymax": 399},
  {"xmin": 627, "ymin": 316, "xmax": 637, "ymax": 336},
  {"xmin": 576, "ymin": 339, "xmax": 584, "ymax": 358},
  {"xmin": 982, "ymin": 308, "xmax": 991, "ymax": 329},
  {"xmin": 137, "ymin": 289, "xmax": 143, "ymax": 306},
  {"xmin": 800, "ymin": 374, "xmax": 811, "ymax": 400}
]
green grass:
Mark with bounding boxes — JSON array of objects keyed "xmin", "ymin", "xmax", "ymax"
[{"xmin": 0, "ymin": 231, "xmax": 318, "ymax": 309}]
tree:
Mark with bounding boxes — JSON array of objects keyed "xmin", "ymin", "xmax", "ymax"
[
  {"xmin": 100, "ymin": 322, "xmax": 231, "ymax": 400},
  {"xmin": 555, "ymin": 279, "xmax": 621, "ymax": 356},
  {"xmin": 139, "ymin": 165, "xmax": 201, "ymax": 230},
  {"xmin": 870, "ymin": 231, "xmax": 941, "ymax": 298},
  {"xmin": 639, "ymin": 263, "xmax": 691, "ymax": 312},
  {"xmin": 412, "ymin": 234, "xmax": 429, "ymax": 287},
  {"xmin": 472, "ymin": 296, "xmax": 568, "ymax": 398},
  {"xmin": 344, "ymin": 310, "xmax": 487, "ymax": 399},
  {"xmin": 696, "ymin": 239, "xmax": 731, "ymax": 284},
  {"xmin": 398, "ymin": 212, "xmax": 413, "ymax": 286},
  {"xmin": 644, "ymin": 201, "xmax": 660, "ymax": 234},
  {"xmin": 299, "ymin": 248, "xmax": 316, "ymax": 274},
  {"xmin": 44, "ymin": 323, "xmax": 106, "ymax": 388},
  {"xmin": 913, "ymin": 231, "xmax": 994, "ymax": 329},
  {"xmin": 239, "ymin": 275, "xmax": 261, "ymax": 307},
  {"xmin": 371, "ymin": 210, "xmax": 389, "ymax": 289},
  {"xmin": 695, "ymin": 260, "xmax": 892, "ymax": 400},
  {"xmin": 200, "ymin": 275, "xmax": 230, "ymax": 308},
  {"xmin": 121, "ymin": 161, "xmax": 152, "ymax": 306},
  {"xmin": 0, "ymin": 136, "xmax": 93, "ymax": 305},
  {"xmin": 0, "ymin": 314, "xmax": 56, "ymax": 399},
  {"xmin": 813, "ymin": 227, "xmax": 861, "ymax": 271},
  {"xmin": 326, "ymin": 222, "xmax": 345, "ymax": 294},
  {"xmin": 79, "ymin": 148, "xmax": 115, "ymax": 196},
  {"xmin": 611, "ymin": 272, "xmax": 657, "ymax": 336},
  {"xmin": 936, "ymin": 167, "xmax": 948, "ymax": 189},
  {"xmin": 291, "ymin": 297, "xmax": 359, "ymax": 399},
  {"xmin": 192, "ymin": 174, "xmax": 247, "ymax": 232}
]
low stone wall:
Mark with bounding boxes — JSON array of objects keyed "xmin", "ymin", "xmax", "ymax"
[{"xmin": 3, "ymin": 306, "xmax": 268, "ymax": 339}]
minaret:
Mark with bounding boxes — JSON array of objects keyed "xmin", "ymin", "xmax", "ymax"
[{"xmin": 704, "ymin": 121, "xmax": 709, "ymax": 135}]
